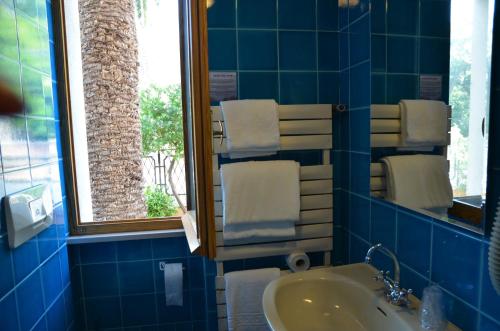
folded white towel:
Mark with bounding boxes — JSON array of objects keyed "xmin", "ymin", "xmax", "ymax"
[
  {"xmin": 400, "ymin": 100, "xmax": 448, "ymax": 146},
  {"xmin": 221, "ymin": 99, "xmax": 280, "ymax": 159},
  {"xmin": 382, "ymin": 154, "xmax": 453, "ymax": 210},
  {"xmin": 220, "ymin": 160, "xmax": 300, "ymax": 242},
  {"xmin": 225, "ymin": 268, "xmax": 280, "ymax": 331}
]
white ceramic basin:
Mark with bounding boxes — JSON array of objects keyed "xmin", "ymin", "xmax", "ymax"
[{"xmin": 263, "ymin": 263, "xmax": 460, "ymax": 331}]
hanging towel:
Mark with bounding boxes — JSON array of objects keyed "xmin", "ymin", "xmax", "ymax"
[
  {"xmin": 382, "ymin": 154, "xmax": 453, "ymax": 210},
  {"xmin": 400, "ymin": 100, "xmax": 448, "ymax": 146},
  {"xmin": 220, "ymin": 160, "xmax": 300, "ymax": 242},
  {"xmin": 220, "ymin": 99, "xmax": 280, "ymax": 159},
  {"xmin": 225, "ymin": 268, "xmax": 280, "ymax": 331}
]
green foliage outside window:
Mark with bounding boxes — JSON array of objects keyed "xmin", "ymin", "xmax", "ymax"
[
  {"xmin": 140, "ymin": 84, "xmax": 185, "ymax": 218},
  {"xmin": 144, "ymin": 186, "xmax": 177, "ymax": 218},
  {"xmin": 140, "ymin": 84, "xmax": 184, "ymax": 159}
]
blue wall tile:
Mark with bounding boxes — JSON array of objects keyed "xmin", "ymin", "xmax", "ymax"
[
  {"xmin": 79, "ymin": 242, "xmax": 116, "ymax": 264},
  {"xmin": 400, "ymin": 264, "xmax": 428, "ymax": 298},
  {"xmin": 479, "ymin": 315, "xmax": 500, "ymax": 331},
  {"xmin": 349, "ymin": 194, "xmax": 371, "ymax": 240},
  {"xmin": 85, "ymin": 296, "xmax": 122, "ymax": 329},
  {"xmin": 17, "ymin": 271, "xmax": 45, "ymax": 331},
  {"xmin": 442, "ymin": 290, "xmax": 479, "ymax": 331},
  {"xmin": 0, "ymin": 239, "xmax": 14, "ymax": 298},
  {"xmin": 41, "ymin": 253, "xmax": 63, "ymax": 307},
  {"xmin": 239, "ymin": 72, "xmax": 279, "ymax": 100},
  {"xmin": 420, "ymin": 0, "xmax": 451, "ymax": 38},
  {"xmin": 238, "ymin": 0, "xmax": 276, "ymax": 28},
  {"xmin": 349, "ymin": 0, "xmax": 370, "ymax": 24},
  {"xmin": 46, "ymin": 295, "xmax": 66, "ymax": 331},
  {"xmin": 0, "ymin": 292, "xmax": 19, "ymax": 331},
  {"xmin": 238, "ymin": 30, "xmax": 277, "ymax": 70},
  {"xmin": 279, "ymin": 72, "xmax": 317, "ymax": 104},
  {"xmin": 349, "ymin": 15, "xmax": 370, "ymax": 65},
  {"xmin": 371, "ymin": 0, "xmax": 386, "ymax": 34},
  {"xmin": 207, "ymin": 0, "xmax": 235, "ymax": 28},
  {"xmin": 317, "ymin": 0, "xmax": 338, "ymax": 31},
  {"xmin": 371, "ymin": 74, "xmax": 386, "ymax": 104},
  {"xmin": 118, "ymin": 261, "xmax": 155, "ymax": 295},
  {"xmin": 121, "ymin": 294, "xmax": 157, "ymax": 326},
  {"xmin": 279, "ymin": 31, "xmax": 317, "ymax": 70},
  {"xmin": 12, "ymin": 238, "xmax": 40, "ymax": 283},
  {"xmin": 81, "ymin": 263, "xmax": 119, "ymax": 297},
  {"xmin": 318, "ymin": 32, "xmax": 339, "ymax": 70},
  {"xmin": 396, "ymin": 212, "xmax": 432, "ymax": 276},
  {"xmin": 278, "ymin": 0, "xmax": 316, "ymax": 29},
  {"xmin": 386, "ymin": 74, "xmax": 418, "ymax": 103},
  {"xmin": 349, "ymin": 109, "xmax": 370, "ymax": 152},
  {"xmin": 387, "ymin": 0, "xmax": 418, "ymax": 35},
  {"xmin": 208, "ymin": 30, "xmax": 237, "ymax": 70},
  {"xmin": 318, "ymin": 72, "xmax": 339, "ymax": 104},
  {"xmin": 387, "ymin": 36, "xmax": 417, "ymax": 73},
  {"xmin": 420, "ymin": 38, "xmax": 450, "ymax": 75},
  {"xmin": 371, "ymin": 35, "xmax": 386, "ymax": 73},
  {"xmin": 116, "ymin": 239, "xmax": 152, "ymax": 261},
  {"xmin": 350, "ymin": 61, "xmax": 371, "ymax": 109},
  {"xmin": 370, "ymin": 200, "xmax": 396, "ymax": 250},
  {"xmin": 431, "ymin": 225, "xmax": 482, "ymax": 305}
]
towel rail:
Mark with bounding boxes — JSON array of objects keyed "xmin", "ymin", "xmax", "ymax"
[
  {"xmin": 211, "ymin": 104, "xmax": 334, "ymax": 261},
  {"xmin": 370, "ymin": 104, "xmax": 452, "ymax": 148},
  {"xmin": 212, "ymin": 104, "xmax": 333, "ymax": 331}
]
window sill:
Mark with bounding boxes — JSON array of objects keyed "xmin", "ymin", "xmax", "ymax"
[{"xmin": 66, "ymin": 228, "xmax": 185, "ymax": 245}]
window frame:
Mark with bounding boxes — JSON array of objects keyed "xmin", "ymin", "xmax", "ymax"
[{"xmin": 51, "ymin": 0, "xmax": 213, "ymax": 239}]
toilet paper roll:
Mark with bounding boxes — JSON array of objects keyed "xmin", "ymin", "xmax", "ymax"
[
  {"xmin": 164, "ymin": 263, "xmax": 183, "ymax": 306},
  {"xmin": 286, "ymin": 251, "xmax": 310, "ymax": 272}
]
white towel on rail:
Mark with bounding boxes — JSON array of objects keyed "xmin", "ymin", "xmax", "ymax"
[
  {"xmin": 382, "ymin": 154, "xmax": 453, "ymax": 210},
  {"xmin": 220, "ymin": 160, "xmax": 300, "ymax": 242},
  {"xmin": 225, "ymin": 268, "xmax": 280, "ymax": 331},
  {"xmin": 221, "ymin": 99, "xmax": 280, "ymax": 159},
  {"xmin": 399, "ymin": 100, "xmax": 448, "ymax": 146}
]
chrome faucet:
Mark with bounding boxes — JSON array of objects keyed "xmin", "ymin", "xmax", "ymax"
[{"xmin": 365, "ymin": 243, "xmax": 413, "ymax": 306}]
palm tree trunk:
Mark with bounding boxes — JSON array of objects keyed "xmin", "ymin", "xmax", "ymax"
[{"xmin": 79, "ymin": 0, "xmax": 146, "ymax": 221}]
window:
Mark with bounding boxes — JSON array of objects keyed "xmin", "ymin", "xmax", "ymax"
[
  {"xmin": 54, "ymin": 0, "xmax": 215, "ymax": 255},
  {"xmin": 448, "ymin": 0, "xmax": 495, "ymax": 203}
]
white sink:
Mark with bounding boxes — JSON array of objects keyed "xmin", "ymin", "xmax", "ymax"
[{"xmin": 263, "ymin": 263, "xmax": 460, "ymax": 331}]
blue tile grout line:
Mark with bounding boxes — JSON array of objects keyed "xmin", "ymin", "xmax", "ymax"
[
  {"xmin": 27, "ymin": 282, "xmax": 73, "ymax": 331},
  {"xmin": 207, "ymin": 27, "xmax": 339, "ymax": 33},
  {"xmin": 0, "ymin": 242, "xmax": 69, "ymax": 303}
]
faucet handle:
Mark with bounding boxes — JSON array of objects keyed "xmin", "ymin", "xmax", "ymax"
[
  {"xmin": 373, "ymin": 270, "xmax": 385, "ymax": 282},
  {"xmin": 398, "ymin": 288, "xmax": 413, "ymax": 306}
]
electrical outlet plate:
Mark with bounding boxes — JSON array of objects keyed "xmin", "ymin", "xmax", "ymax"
[{"xmin": 4, "ymin": 185, "xmax": 54, "ymax": 249}]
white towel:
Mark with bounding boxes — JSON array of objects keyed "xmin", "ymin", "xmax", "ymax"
[
  {"xmin": 220, "ymin": 160, "xmax": 300, "ymax": 242},
  {"xmin": 382, "ymin": 154, "xmax": 453, "ymax": 210},
  {"xmin": 225, "ymin": 268, "xmax": 280, "ymax": 331},
  {"xmin": 221, "ymin": 99, "xmax": 280, "ymax": 159},
  {"xmin": 400, "ymin": 100, "xmax": 448, "ymax": 146}
]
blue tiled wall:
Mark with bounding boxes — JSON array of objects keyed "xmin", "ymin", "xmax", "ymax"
[
  {"xmin": 0, "ymin": 1, "xmax": 74, "ymax": 331},
  {"xmin": 341, "ymin": 1, "xmax": 500, "ymax": 330},
  {"xmin": 69, "ymin": 238, "xmax": 216, "ymax": 331},
  {"xmin": 370, "ymin": 0, "xmax": 450, "ymax": 104},
  {"xmin": 208, "ymin": 1, "xmax": 341, "ymax": 329},
  {"xmin": 207, "ymin": 0, "xmax": 339, "ymax": 105}
]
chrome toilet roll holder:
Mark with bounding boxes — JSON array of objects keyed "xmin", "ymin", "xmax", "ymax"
[{"xmin": 159, "ymin": 261, "xmax": 186, "ymax": 271}]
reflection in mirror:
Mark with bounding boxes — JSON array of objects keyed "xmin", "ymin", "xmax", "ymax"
[{"xmin": 370, "ymin": 0, "xmax": 495, "ymax": 233}]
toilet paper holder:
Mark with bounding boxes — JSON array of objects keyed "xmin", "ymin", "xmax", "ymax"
[{"xmin": 159, "ymin": 261, "xmax": 186, "ymax": 271}]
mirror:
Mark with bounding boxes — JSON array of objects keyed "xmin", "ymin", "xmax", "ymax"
[{"xmin": 370, "ymin": 0, "xmax": 496, "ymax": 233}]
